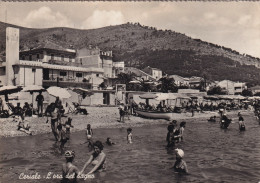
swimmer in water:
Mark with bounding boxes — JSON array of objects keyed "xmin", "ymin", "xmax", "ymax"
[
  {"xmin": 81, "ymin": 141, "xmax": 106, "ymax": 175},
  {"xmin": 172, "ymin": 148, "xmax": 188, "ymax": 174},
  {"xmin": 106, "ymin": 137, "xmax": 116, "ymax": 146},
  {"xmin": 127, "ymin": 128, "xmax": 133, "ymax": 144},
  {"xmin": 62, "ymin": 150, "xmax": 79, "ymax": 183}
]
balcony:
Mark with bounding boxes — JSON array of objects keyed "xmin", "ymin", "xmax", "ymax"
[
  {"xmin": 48, "ymin": 59, "xmax": 81, "ymax": 67},
  {"xmin": 43, "ymin": 80, "xmax": 92, "ymax": 89}
]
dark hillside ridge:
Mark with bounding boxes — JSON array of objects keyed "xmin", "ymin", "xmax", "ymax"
[{"xmin": 0, "ymin": 21, "xmax": 259, "ymax": 86}]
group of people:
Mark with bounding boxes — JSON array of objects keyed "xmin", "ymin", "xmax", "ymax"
[
  {"xmin": 166, "ymin": 120, "xmax": 188, "ymax": 174},
  {"xmin": 60, "ymin": 122, "xmax": 133, "ymax": 182}
]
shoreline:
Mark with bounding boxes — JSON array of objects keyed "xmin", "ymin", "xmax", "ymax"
[{"xmin": 0, "ymin": 106, "xmax": 254, "ymax": 138}]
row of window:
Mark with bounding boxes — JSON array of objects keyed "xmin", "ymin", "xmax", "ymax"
[
  {"xmin": 21, "ymin": 54, "xmax": 73, "ymax": 62},
  {"xmin": 59, "ymin": 71, "xmax": 99, "ymax": 77}
]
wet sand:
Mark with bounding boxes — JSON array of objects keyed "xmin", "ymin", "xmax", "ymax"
[{"xmin": 0, "ymin": 106, "xmax": 247, "ymax": 138}]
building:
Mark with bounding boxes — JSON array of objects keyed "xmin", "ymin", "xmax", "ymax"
[
  {"xmin": 124, "ymin": 67, "xmax": 156, "ymax": 81},
  {"xmin": 217, "ymin": 80, "xmax": 246, "ymax": 95},
  {"xmin": 1, "ymin": 27, "xmax": 107, "ymax": 90},
  {"xmin": 168, "ymin": 75, "xmax": 189, "ymax": 86},
  {"xmin": 142, "ymin": 66, "xmax": 162, "ymax": 80},
  {"xmin": 189, "ymin": 76, "xmax": 203, "ymax": 88}
]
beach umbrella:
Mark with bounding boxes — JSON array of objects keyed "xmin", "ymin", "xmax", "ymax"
[
  {"xmin": 0, "ymin": 85, "xmax": 23, "ymax": 102},
  {"xmin": 139, "ymin": 93, "xmax": 157, "ymax": 106},
  {"xmin": 139, "ymin": 93, "xmax": 158, "ymax": 99},
  {"xmin": 129, "ymin": 80, "xmax": 141, "ymax": 84},
  {"xmin": 22, "ymin": 85, "xmax": 46, "ymax": 108},
  {"xmin": 47, "ymin": 86, "xmax": 71, "ymax": 99},
  {"xmin": 72, "ymin": 88, "xmax": 94, "ymax": 96},
  {"xmin": 0, "ymin": 85, "xmax": 22, "ymax": 95}
]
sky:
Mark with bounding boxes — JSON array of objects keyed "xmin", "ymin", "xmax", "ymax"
[{"xmin": 0, "ymin": 2, "xmax": 259, "ymax": 58}]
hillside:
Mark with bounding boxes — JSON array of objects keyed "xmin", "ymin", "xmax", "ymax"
[{"xmin": 0, "ymin": 21, "xmax": 260, "ymax": 86}]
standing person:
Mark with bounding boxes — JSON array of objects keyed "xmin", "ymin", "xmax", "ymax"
[
  {"xmin": 55, "ymin": 96, "xmax": 62, "ymax": 109},
  {"xmin": 0, "ymin": 97, "xmax": 3, "ymax": 112},
  {"xmin": 238, "ymin": 112, "xmax": 246, "ymax": 131},
  {"xmin": 179, "ymin": 121, "xmax": 186, "ymax": 142},
  {"xmin": 36, "ymin": 91, "xmax": 44, "ymax": 117},
  {"xmin": 127, "ymin": 128, "xmax": 133, "ymax": 144},
  {"xmin": 172, "ymin": 148, "xmax": 188, "ymax": 174},
  {"xmin": 119, "ymin": 105, "xmax": 125, "ymax": 123},
  {"xmin": 86, "ymin": 124, "xmax": 93, "ymax": 148},
  {"xmin": 50, "ymin": 107, "xmax": 59, "ymax": 141},
  {"xmin": 81, "ymin": 141, "xmax": 106, "ymax": 175},
  {"xmin": 62, "ymin": 150, "xmax": 79, "ymax": 183}
]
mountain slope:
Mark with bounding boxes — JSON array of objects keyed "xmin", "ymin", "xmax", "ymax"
[{"xmin": 0, "ymin": 21, "xmax": 260, "ymax": 86}]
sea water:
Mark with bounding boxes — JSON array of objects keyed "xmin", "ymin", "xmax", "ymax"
[{"xmin": 0, "ymin": 114, "xmax": 260, "ymax": 183}]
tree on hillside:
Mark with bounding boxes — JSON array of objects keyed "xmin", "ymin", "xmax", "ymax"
[
  {"xmin": 116, "ymin": 72, "xmax": 136, "ymax": 90},
  {"xmin": 207, "ymin": 86, "xmax": 226, "ymax": 95},
  {"xmin": 241, "ymin": 89, "xmax": 253, "ymax": 97},
  {"xmin": 157, "ymin": 77, "xmax": 178, "ymax": 93}
]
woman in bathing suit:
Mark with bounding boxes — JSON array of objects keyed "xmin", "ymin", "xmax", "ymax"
[
  {"xmin": 81, "ymin": 141, "xmax": 106, "ymax": 175},
  {"xmin": 172, "ymin": 148, "xmax": 188, "ymax": 174}
]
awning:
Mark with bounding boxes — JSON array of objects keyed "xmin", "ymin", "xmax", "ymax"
[{"xmin": 139, "ymin": 93, "xmax": 158, "ymax": 99}]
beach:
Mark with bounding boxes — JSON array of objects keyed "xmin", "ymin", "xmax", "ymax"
[{"xmin": 0, "ymin": 106, "xmax": 252, "ymax": 138}]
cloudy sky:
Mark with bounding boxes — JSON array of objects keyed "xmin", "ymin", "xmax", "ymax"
[{"xmin": 0, "ymin": 2, "xmax": 259, "ymax": 58}]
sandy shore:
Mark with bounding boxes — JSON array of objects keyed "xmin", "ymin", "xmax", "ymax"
[{"xmin": 0, "ymin": 106, "xmax": 253, "ymax": 138}]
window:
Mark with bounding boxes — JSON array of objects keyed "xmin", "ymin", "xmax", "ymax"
[
  {"xmin": 37, "ymin": 54, "xmax": 40, "ymax": 59},
  {"xmin": 29, "ymin": 55, "xmax": 32, "ymax": 61},
  {"xmin": 76, "ymin": 73, "xmax": 83, "ymax": 77},
  {"xmin": 51, "ymin": 54, "xmax": 54, "ymax": 60},
  {"xmin": 60, "ymin": 71, "xmax": 67, "ymax": 76},
  {"xmin": 61, "ymin": 55, "xmax": 64, "ymax": 61},
  {"xmin": 69, "ymin": 56, "xmax": 72, "ymax": 62},
  {"xmin": 80, "ymin": 58, "xmax": 83, "ymax": 65},
  {"xmin": 22, "ymin": 55, "xmax": 25, "ymax": 60},
  {"xmin": 96, "ymin": 74, "xmax": 99, "ymax": 77},
  {"xmin": 32, "ymin": 68, "xmax": 36, "ymax": 72}
]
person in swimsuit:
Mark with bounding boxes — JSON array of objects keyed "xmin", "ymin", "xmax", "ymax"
[
  {"xmin": 81, "ymin": 141, "xmax": 106, "ymax": 175},
  {"xmin": 172, "ymin": 148, "xmax": 188, "ymax": 174},
  {"xmin": 238, "ymin": 112, "xmax": 246, "ymax": 131},
  {"xmin": 61, "ymin": 150, "xmax": 79, "ymax": 183},
  {"xmin": 50, "ymin": 107, "xmax": 59, "ymax": 141},
  {"xmin": 127, "ymin": 128, "xmax": 133, "ymax": 144},
  {"xmin": 106, "ymin": 137, "xmax": 115, "ymax": 146},
  {"xmin": 16, "ymin": 113, "xmax": 32, "ymax": 135},
  {"xmin": 86, "ymin": 124, "xmax": 93, "ymax": 148},
  {"xmin": 178, "ymin": 121, "xmax": 186, "ymax": 141}
]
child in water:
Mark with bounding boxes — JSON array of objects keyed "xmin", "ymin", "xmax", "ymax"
[
  {"xmin": 106, "ymin": 137, "xmax": 116, "ymax": 146},
  {"xmin": 127, "ymin": 128, "xmax": 133, "ymax": 144},
  {"xmin": 86, "ymin": 124, "xmax": 94, "ymax": 148},
  {"xmin": 62, "ymin": 150, "xmax": 79, "ymax": 182},
  {"xmin": 172, "ymin": 148, "xmax": 188, "ymax": 174},
  {"xmin": 238, "ymin": 112, "xmax": 246, "ymax": 131}
]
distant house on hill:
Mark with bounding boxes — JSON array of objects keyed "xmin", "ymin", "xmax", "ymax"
[
  {"xmin": 142, "ymin": 66, "xmax": 162, "ymax": 80},
  {"xmin": 189, "ymin": 76, "xmax": 203, "ymax": 88},
  {"xmin": 168, "ymin": 75, "xmax": 189, "ymax": 87},
  {"xmin": 216, "ymin": 80, "xmax": 246, "ymax": 95},
  {"xmin": 124, "ymin": 67, "xmax": 156, "ymax": 81},
  {"xmin": 250, "ymin": 85, "xmax": 260, "ymax": 94}
]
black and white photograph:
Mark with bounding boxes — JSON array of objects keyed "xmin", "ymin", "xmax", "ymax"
[{"xmin": 0, "ymin": 1, "xmax": 260, "ymax": 182}]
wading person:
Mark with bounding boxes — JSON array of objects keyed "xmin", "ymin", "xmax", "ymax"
[
  {"xmin": 172, "ymin": 148, "xmax": 188, "ymax": 174},
  {"xmin": 127, "ymin": 128, "xmax": 133, "ymax": 144},
  {"xmin": 36, "ymin": 91, "xmax": 44, "ymax": 117},
  {"xmin": 81, "ymin": 141, "xmax": 106, "ymax": 175},
  {"xmin": 238, "ymin": 112, "xmax": 246, "ymax": 131},
  {"xmin": 62, "ymin": 150, "xmax": 79, "ymax": 183},
  {"xmin": 86, "ymin": 124, "xmax": 93, "ymax": 148}
]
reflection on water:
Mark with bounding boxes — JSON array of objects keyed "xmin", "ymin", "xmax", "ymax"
[{"xmin": 0, "ymin": 114, "xmax": 260, "ymax": 183}]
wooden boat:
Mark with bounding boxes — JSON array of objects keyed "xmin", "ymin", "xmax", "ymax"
[{"xmin": 135, "ymin": 109, "xmax": 174, "ymax": 120}]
